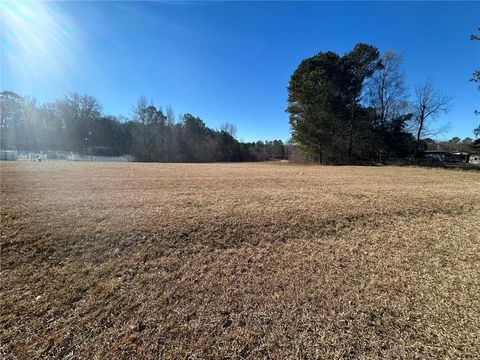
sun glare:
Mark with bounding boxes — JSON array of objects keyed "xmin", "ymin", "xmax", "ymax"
[{"xmin": 1, "ymin": 1, "xmax": 83, "ymax": 90}]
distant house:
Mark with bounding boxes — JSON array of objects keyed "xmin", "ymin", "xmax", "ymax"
[
  {"xmin": 448, "ymin": 151, "xmax": 471, "ymax": 163},
  {"xmin": 423, "ymin": 150, "xmax": 479, "ymax": 166}
]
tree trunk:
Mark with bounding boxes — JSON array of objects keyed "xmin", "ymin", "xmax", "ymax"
[
  {"xmin": 319, "ymin": 142, "xmax": 323, "ymax": 164},
  {"xmin": 331, "ymin": 124, "xmax": 335, "ymax": 163},
  {"xmin": 414, "ymin": 109, "xmax": 425, "ymax": 157},
  {"xmin": 348, "ymin": 99, "xmax": 356, "ymax": 162},
  {"xmin": 348, "ymin": 123, "xmax": 354, "ymax": 162}
]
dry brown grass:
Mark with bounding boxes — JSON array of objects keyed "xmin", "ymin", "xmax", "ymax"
[{"xmin": 1, "ymin": 161, "xmax": 479, "ymax": 359}]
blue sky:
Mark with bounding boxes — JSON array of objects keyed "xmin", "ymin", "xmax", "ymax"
[{"xmin": 1, "ymin": 1, "xmax": 479, "ymax": 142}]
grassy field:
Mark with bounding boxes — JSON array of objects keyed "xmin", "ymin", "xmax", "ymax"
[{"xmin": 1, "ymin": 162, "xmax": 479, "ymax": 359}]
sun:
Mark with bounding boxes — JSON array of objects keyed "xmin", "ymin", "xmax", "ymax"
[{"xmin": 1, "ymin": 1, "xmax": 83, "ymax": 90}]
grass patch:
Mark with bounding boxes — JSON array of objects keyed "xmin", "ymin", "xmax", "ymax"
[{"xmin": 1, "ymin": 162, "xmax": 479, "ymax": 358}]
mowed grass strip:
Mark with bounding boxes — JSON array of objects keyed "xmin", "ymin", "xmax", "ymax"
[{"xmin": 1, "ymin": 162, "xmax": 479, "ymax": 359}]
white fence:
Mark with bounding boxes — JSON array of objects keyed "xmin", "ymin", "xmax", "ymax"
[
  {"xmin": 67, "ymin": 153, "xmax": 129, "ymax": 162},
  {"xmin": 0, "ymin": 150, "xmax": 129, "ymax": 162},
  {"xmin": 0, "ymin": 150, "xmax": 18, "ymax": 161},
  {"xmin": 18, "ymin": 153, "xmax": 47, "ymax": 161}
]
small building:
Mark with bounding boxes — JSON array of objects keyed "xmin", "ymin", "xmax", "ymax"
[{"xmin": 423, "ymin": 150, "xmax": 480, "ymax": 166}]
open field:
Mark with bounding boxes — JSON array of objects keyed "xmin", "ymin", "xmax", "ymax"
[{"xmin": 1, "ymin": 162, "xmax": 479, "ymax": 359}]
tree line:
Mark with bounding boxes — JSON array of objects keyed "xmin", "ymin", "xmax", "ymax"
[
  {"xmin": 424, "ymin": 136, "xmax": 479, "ymax": 152},
  {"xmin": 2, "ymin": 35, "xmax": 478, "ymax": 164},
  {"xmin": 287, "ymin": 41, "xmax": 479, "ymax": 164},
  {"xmin": 0, "ymin": 92, "xmax": 286, "ymax": 162}
]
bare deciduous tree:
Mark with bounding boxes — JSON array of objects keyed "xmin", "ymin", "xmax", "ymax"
[
  {"xmin": 366, "ymin": 50, "xmax": 409, "ymax": 126},
  {"xmin": 132, "ymin": 96, "xmax": 149, "ymax": 124},
  {"xmin": 166, "ymin": 105, "xmax": 175, "ymax": 126},
  {"xmin": 412, "ymin": 79, "xmax": 451, "ymax": 152},
  {"xmin": 220, "ymin": 122, "xmax": 237, "ymax": 138}
]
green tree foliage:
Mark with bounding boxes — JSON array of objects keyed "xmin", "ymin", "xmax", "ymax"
[
  {"xmin": 342, "ymin": 44, "xmax": 382, "ymax": 160},
  {"xmin": 287, "ymin": 51, "xmax": 345, "ymax": 163},
  {"xmin": 287, "ymin": 43, "xmax": 415, "ymax": 163}
]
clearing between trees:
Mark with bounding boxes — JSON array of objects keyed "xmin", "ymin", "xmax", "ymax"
[{"xmin": 1, "ymin": 162, "xmax": 479, "ymax": 358}]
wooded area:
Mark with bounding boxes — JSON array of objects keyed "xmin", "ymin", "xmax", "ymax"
[
  {"xmin": 1, "ymin": 37, "xmax": 478, "ymax": 164},
  {"xmin": 0, "ymin": 92, "xmax": 285, "ymax": 162},
  {"xmin": 286, "ymin": 43, "xmax": 479, "ymax": 164}
]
